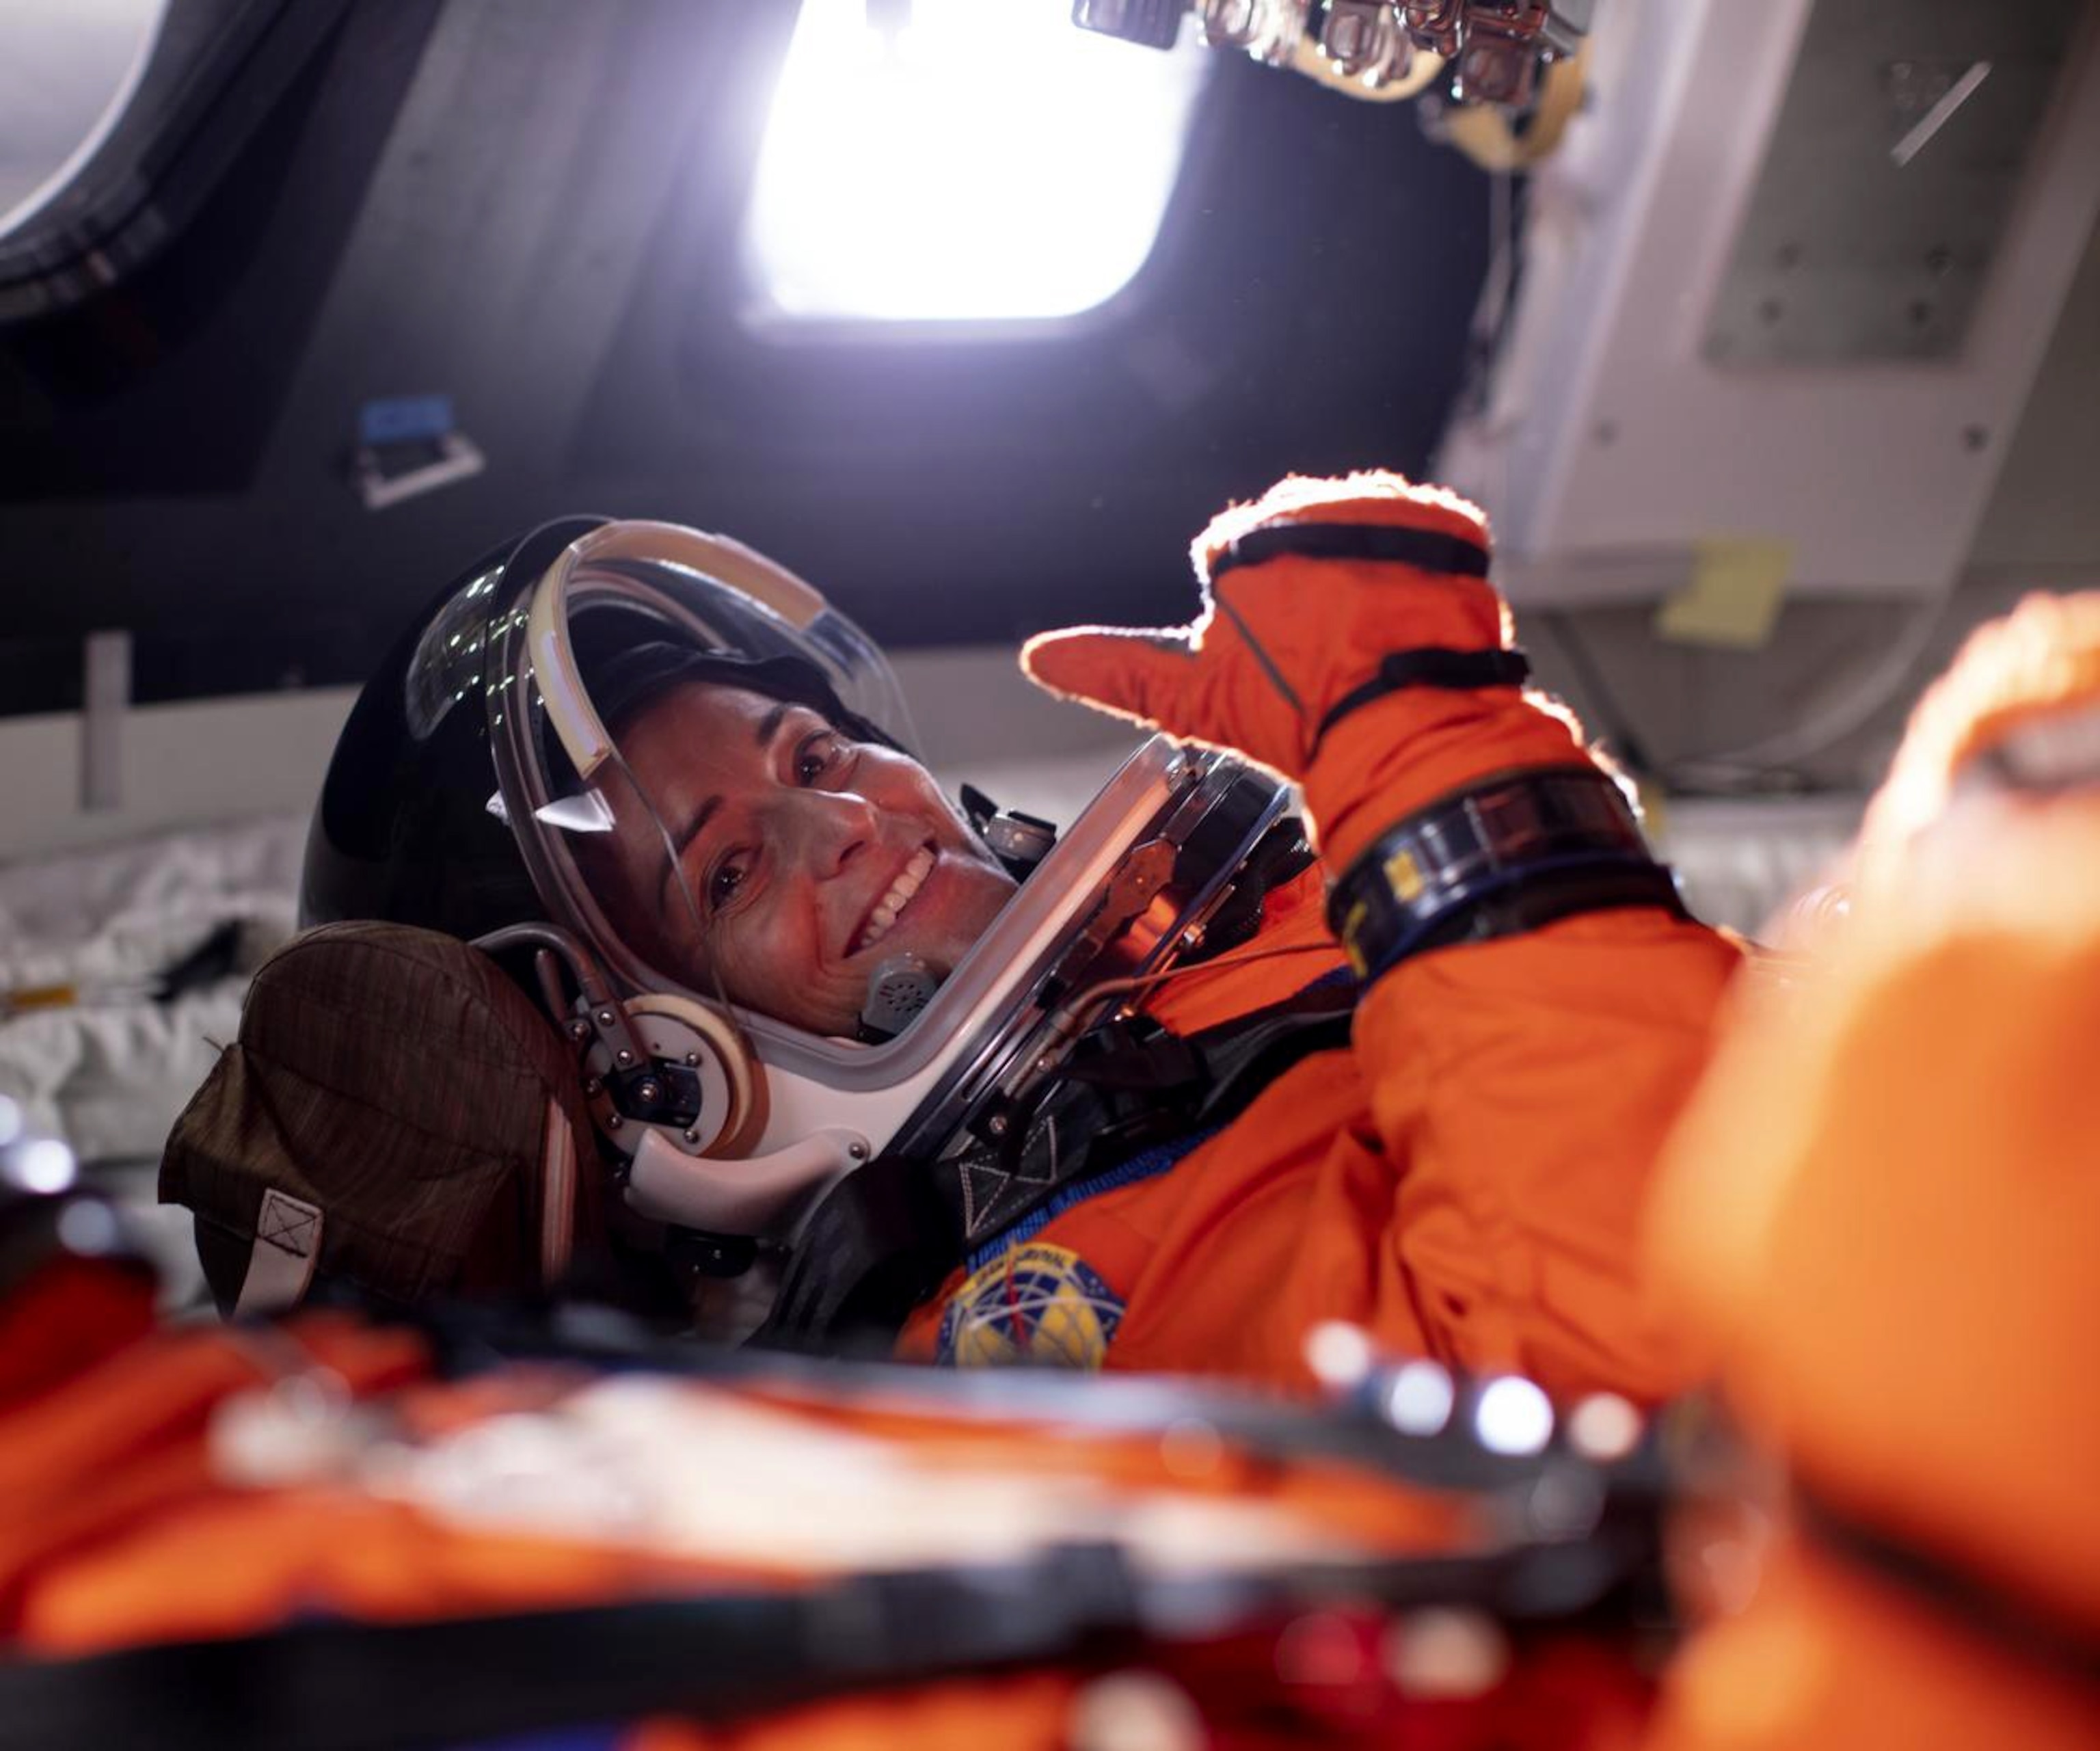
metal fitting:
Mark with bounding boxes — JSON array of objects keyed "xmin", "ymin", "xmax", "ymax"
[
  {"xmin": 1453, "ymin": 32, "xmax": 1535, "ymax": 105},
  {"xmin": 1198, "ymin": 0, "xmax": 1310, "ymax": 66},
  {"xmin": 1319, "ymin": 1, "xmax": 1386, "ymax": 75},
  {"xmin": 1403, "ymin": 0, "xmax": 1463, "ymax": 57},
  {"xmin": 1196, "ymin": 0, "xmax": 1261, "ymax": 47},
  {"xmin": 1448, "ymin": 0, "xmax": 1550, "ymax": 106}
]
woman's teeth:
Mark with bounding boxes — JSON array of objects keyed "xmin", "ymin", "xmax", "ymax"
[{"xmin": 859, "ymin": 846, "xmax": 934, "ymax": 953}]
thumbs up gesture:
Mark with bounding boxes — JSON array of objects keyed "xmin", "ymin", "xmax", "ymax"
[{"xmin": 1024, "ymin": 472, "xmax": 1564, "ymax": 868}]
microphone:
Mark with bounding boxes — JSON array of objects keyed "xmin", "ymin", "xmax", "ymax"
[{"xmin": 859, "ymin": 952, "xmax": 939, "ymax": 1041}]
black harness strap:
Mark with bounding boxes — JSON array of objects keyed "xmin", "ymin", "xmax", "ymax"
[
  {"xmin": 1211, "ymin": 522, "xmax": 1491, "ymax": 585},
  {"xmin": 0, "ymin": 1553, "xmax": 1146, "ymax": 1751},
  {"xmin": 1313, "ymin": 647, "xmax": 1532, "ymax": 751}
]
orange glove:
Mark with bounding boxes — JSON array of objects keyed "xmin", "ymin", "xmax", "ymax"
[{"xmin": 1023, "ymin": 471, "xmax": 1585, "ymax": 870}]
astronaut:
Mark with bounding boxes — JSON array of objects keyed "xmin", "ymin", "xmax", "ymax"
[{"xmin": 292, "ymin": 470, "xmax": 1739, "ymax": 1394}]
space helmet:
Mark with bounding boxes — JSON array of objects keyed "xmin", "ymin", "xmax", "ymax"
[{"xmin": 305, "ymin": 516, "xmax": 1297, "ymax": 1276}]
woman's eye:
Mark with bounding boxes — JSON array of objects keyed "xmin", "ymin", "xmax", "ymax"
[
  {"xmin": 796, "ymin": 733, "xmax": 847, "ymax": 784},
  {"xmin": 708, "ymin": 858, "xmax": 749, "ymax": 911}
]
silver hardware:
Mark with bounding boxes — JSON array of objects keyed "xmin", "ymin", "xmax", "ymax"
[
  {"xmin": 1319, "ymin": 1, "xmax": 1385, "ymax": 75},
  {"xmin": 1196, "ymin": 0, "xmax": 1262, "ymax": 48},
  {"xmin": 1196, "ymin": 0, "xmax": 1310, "ymax": 64},
  {"xmin": 1404, "ymin": 0, "xmax": 1464, "ymax": 58}
]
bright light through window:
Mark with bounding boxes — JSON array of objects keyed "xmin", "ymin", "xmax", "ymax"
[{"xmin": 746, "ymin": 0, "xmax": 1207, "ymax": 325}]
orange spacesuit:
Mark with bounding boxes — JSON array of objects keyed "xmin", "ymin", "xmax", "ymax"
[
  {"xmin": 0, "ymin": 1229, "xmax": 1658, "ymax": 1751},
  {"xmin": 900, "ymin": 473, "xmax": 1740, "ymax": 1399},
  {"xmin": 1643, "ymin": 593, "xmax": 2100, "ymax": 1751}
]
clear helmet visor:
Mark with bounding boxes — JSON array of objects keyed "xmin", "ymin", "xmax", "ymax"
[{"xmin": 455, "ymin": 520, "xmax": 1002, "ymax": 1034}]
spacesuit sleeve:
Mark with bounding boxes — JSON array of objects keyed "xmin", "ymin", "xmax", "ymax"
[{"xmin": 1310, "ymin": 689, "xmax": 1742, "ymax": 1403}]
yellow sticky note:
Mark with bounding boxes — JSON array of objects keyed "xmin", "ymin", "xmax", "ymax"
[{"xmin": 1654, "ymin": 539, "xmax": 1792, "ymax": 650}]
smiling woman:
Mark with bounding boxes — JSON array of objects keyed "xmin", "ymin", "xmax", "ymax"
[{"xmin": 585, "ymin": 669, "xmax": 1016, "ymax": 1038}]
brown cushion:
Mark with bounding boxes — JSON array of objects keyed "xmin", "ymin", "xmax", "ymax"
[{"xmin": 160, "ymin": 921, "xmax": 599, "ymax": 1312}]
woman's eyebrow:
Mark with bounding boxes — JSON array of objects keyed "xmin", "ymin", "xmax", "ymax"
[
  {"xmin": 660, "ymin": 794, "xmax": 721, "ymax": 910},
  {"xmin": 656, "ymin": 706, "xmax": 803, "ymax": 908}
]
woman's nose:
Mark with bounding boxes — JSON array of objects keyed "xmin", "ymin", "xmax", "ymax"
[{"xmin": 779, "ymin": 788, "xmax": 878, "ymax": 875}]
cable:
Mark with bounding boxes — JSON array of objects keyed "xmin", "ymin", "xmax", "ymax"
[
  {"xmin": 1035, "ymin": 937, "xmax": 1341, "ymax": 1060},
  {"xmin": 1090, "ymin": 933, "xmax": 1338, "ymax": 1008}
]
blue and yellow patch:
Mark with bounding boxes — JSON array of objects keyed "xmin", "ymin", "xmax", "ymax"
[{"xmin": 935, "ymin": 1242, "xmax": 1125, "ymax": 1369}]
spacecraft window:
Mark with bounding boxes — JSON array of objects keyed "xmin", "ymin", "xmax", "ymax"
[{"xmin": 742, "ymin": 0, "xmax": 1208, "ymax": 328}]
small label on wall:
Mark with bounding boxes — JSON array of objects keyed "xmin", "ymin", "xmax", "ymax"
[{"xmin": 1654, "ymin": 539, "xmax": 1792, "ymax": 650}]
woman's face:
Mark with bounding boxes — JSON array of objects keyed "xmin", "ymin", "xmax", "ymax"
[{"xmin": 597, "ymin": 682, "xmax": 1018, "ymax": 1035}]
